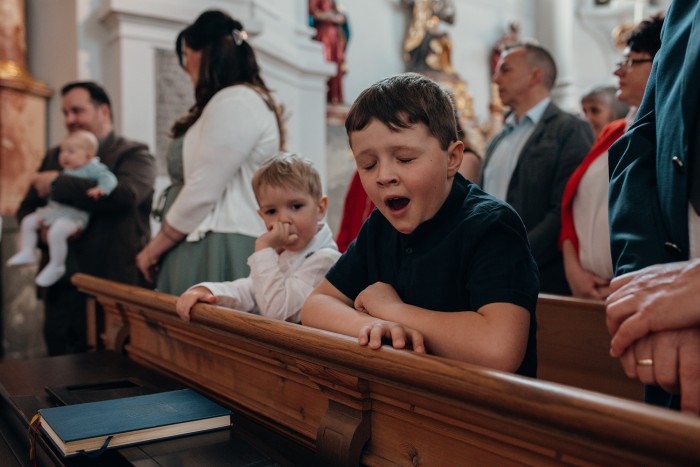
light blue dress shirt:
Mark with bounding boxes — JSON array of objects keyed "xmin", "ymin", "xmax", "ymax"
[{"xmin": 483, "ymin": 97, "xmax": 551, "ymax": 201}]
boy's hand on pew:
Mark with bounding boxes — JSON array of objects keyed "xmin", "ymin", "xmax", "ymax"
[
  {"xmin": 353, "ymin": 284, "xmax": 426, "ymax": 354},
  {"xmin": 176, "ymin": 286, "xmax": 217, "ymax": 323},
  {"xmin": 618, "ymin": 328, "xmax": 700, "ymax": 415},
  {"xmin": 358, "ymin": 320, "xmax": 426, "ymax": 354}
]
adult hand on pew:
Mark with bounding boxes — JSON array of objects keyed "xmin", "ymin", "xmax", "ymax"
[
  {"xmin": 618, "ymin": 328, "xmax": 700, "ymax": 415},
  {"xmin": 606, "ymin": 259, "xmax": 700, "ymax": 357}
]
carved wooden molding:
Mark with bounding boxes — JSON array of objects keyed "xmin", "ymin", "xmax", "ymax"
[{"xmin": 316, "ymin": 400, "xmax": 371, "ymax": 466}]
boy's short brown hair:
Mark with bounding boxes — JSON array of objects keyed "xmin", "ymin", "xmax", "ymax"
[
  {"xmin": 252, "ymin": 153, "xmax": 323, "ymax": 202},
  {"xmin": 345, "ymin": 73, "xmax": 458, "ymax": 150}
]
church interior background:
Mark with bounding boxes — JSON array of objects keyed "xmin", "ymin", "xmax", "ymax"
[{"xmin": 0, "ymin": 0, "xmax": 669, "ymax": 358}]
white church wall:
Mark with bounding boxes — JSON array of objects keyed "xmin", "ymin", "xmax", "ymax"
[
  {"xmin": 334, "ymin": 0, "xmax": 637, "ymax": 123},
  {"xmin": 77, "ymin": 0, "xmax": 106, "ymax": 84},
  {"xmin": 25, "ymin": 0, "xmax": 672, "ymax": 188},
  {"xmin": 26, "ymin": 0, "xmax": 79, "ymax": 146},
  {"xmin": 450, "ymin": 0, "xmax": 533, "ymax": 122},
  {"xmin": 340, "ymin": 0, "xmax": 406, "ymax": 105},
  {"xmin": 339, "ymin": 0, "xmax": 536, "ymax": 124},
  {"xmin": 336, "ymin": 0, "xmax": 667, "ymax": 124},
  {"xmin": 27, "ymin": 0, "xmax": 333, "ymax": 177},
  {"xmin": 572, "ymin": 0, "xmax": 669, "ymax": 106}
]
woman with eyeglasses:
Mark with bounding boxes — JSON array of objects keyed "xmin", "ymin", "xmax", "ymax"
[
  {"xmin": 559, "ymin": 14, "xmax": 664, "ymax": 299},
  {"xmin": 136, "ymin": 9, "xmax": 285, "ymax": 295}
]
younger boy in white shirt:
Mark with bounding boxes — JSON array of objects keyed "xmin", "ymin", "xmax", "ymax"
[{"xmin": 176, "ymin": 154, "xmax": 340, "ymax": 323}]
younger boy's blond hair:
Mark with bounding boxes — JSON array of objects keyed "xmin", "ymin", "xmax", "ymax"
[{"xmin": 252, "ymin": 153, "xmax": 323, "ymax": 202}]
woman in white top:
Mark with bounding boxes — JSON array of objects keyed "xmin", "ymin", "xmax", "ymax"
[
  {"xmin": 559, "ymin": 15, "xmax": 662, "ymax": 299},
  {"xmin": 136, "ymin": 10, "xmax": 284, "ymax": 295}
]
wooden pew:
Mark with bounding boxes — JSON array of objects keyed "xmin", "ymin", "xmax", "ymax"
[
  {"xmin": 73, "ymin": 274, "xmax": 700, "ymax": 466},
  {"xmin": 536, "ymin": 294, "xmax": 643, "ymax": 401}
]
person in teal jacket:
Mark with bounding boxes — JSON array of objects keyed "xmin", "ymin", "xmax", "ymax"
[{"xmin": 608, "ymin": 1, "xmax": 700, "ymax": 413}]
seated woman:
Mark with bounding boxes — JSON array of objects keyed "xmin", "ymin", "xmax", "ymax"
[
  {"xmin": 560, "ymin": 15, "xmax": 663, "ymax": 299},
  {"xmin": 580, "ymin": 85, "xmax": 629, "ymax": 139},
  {"xmin": 136, "ymin": 10, "xmax": 284, "ymax": 295}
]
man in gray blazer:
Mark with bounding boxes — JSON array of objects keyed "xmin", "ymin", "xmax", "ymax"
[{"xmin": 481, "ymin": 43, "xmax": 593, "ymax": 295}]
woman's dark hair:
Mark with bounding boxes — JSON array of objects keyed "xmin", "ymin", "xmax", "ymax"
[
  {"xmin": 171, "ymin": 10, "xmax": 284, "ymax": 148},
  {"xmin": 627, "ymin": 13, "xmax": 664, "ymax": 56}
]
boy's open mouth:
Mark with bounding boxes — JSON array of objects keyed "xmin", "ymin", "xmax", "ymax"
[{"xmin": 386, "ymin": 197, "xmax": 410, "ymax": 211}]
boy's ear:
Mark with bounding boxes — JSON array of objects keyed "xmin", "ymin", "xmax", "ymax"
[
  {"xmin": 446, "ymin": 140, "xmax": 464, "ymax": 177},
  {"xmin": 316, "ymin": 195, "xmax": 328, "ymax": 220}
]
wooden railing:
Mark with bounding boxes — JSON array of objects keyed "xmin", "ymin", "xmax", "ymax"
[
  {"xmin": 536, "ymin": 294, "xmax": 643, "ymax": 400},
  {"xmin": 73, "ymin": 274, "xmax": 700, "ymax": 466}
]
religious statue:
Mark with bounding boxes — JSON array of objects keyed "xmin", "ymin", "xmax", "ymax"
[
  {"xmin": 309, "ymin": 0, "xmax": 349, "ymax": 104},
  {"xmin": 402, "ymin": 0, "xmax": 456, "ymax": 75},
  {"xmin": 400, "ymin": 0, "xmax": 484, "ymax": 155}
]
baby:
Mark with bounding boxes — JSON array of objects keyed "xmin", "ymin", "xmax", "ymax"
[
  {"xmin": 8, "ymin": 130, "xmax": 117, "ymax": 287},
  {"xmin": 176, "ymin": 154, "xmax": 341, "ymax": 323}
]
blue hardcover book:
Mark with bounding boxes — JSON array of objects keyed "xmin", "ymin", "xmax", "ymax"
[{"xmin": 38, "ymin": 389, "xmax": 232, "ymax": 457}]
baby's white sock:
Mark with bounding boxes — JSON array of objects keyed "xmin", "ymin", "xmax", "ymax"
[
  {"xmin": 35, "ymin": 264, "xmax": 66, "ymax": 287},
  {"xmin": 7, "ymin": 249, "xmax": 39, "ymax": 266}
]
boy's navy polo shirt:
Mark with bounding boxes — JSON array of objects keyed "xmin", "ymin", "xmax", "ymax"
[{"xmin": 326, "ymin": 173, "xmax": 539, "ymax": 377}]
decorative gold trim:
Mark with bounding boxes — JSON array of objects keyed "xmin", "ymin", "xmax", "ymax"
[
  {"xmin": 0, "ymin": 60, "xmax": 29, "ymax": 80},
  {"xmin": 0, "ymin": 60, "xmax": 52, "ymax": 97}
]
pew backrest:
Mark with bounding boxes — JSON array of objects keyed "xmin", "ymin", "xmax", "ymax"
[
  {"xmin": 536, "ymin": 293, "xmax": 643, "ymax": 400},
  {"xmin": 74, "ymin": 274, "xmax": 700, "ymax": 467}
]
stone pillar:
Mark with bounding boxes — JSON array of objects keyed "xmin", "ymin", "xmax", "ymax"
[
  {"xmin": 0, "ymin": 0, "xmax": 52, "ymax": 215},
  {"xmin": 0, "ymin": 0, "xmax": 51, "ymax": 359},
  {"xmin": 533, "ymin": 0, "xmax": 578, "ymax": 112}
]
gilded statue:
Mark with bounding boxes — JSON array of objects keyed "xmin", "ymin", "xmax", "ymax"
[{"xmin": 402, "ymin": 0, "xmax": 456, "ymax": 75}]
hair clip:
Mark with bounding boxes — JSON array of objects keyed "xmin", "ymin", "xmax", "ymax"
[{"xmin": 232, "ymin": 29, "xmax": 248, "ymax": 46}]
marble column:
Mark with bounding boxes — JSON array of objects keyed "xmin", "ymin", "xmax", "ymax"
[
  {"xmin": 533, "ymin": 0, "xmax": 579, "ymax": 112},
  {"xmin": 0, "ymin": 0, "xmax": 52, "ymax": 215},
  {"xmin": 0, "ymin": 0, "xmax": 51, "ymax": 359}
]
